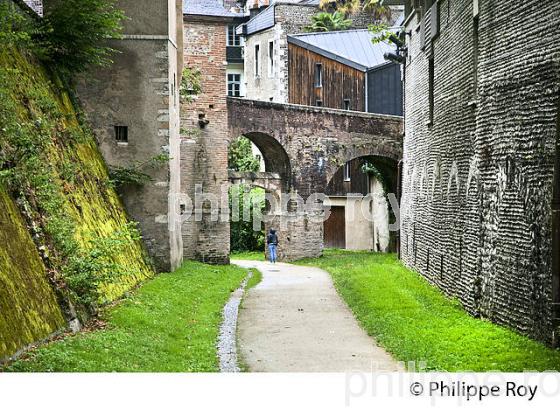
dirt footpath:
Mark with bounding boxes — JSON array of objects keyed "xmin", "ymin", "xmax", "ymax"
[{"xmin": 233, "ymin": 260, "xmax": 403, "ymax": 372}]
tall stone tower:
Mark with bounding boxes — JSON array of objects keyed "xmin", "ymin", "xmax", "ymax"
[{"xmin": 70, "ymin": 0, "xmax": 185, "ymax": 272}]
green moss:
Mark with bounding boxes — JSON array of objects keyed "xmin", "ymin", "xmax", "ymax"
[
  {"xmin": 5, "ymin": 262, "xmax": 248, "ymax": 372},
  {"xmin": 0, "ymin": 46, "xmax": 154, "ymax": 358},
  {"xmin": 0, "ymin": 187, "xmax": 65, "ymax": 360}
]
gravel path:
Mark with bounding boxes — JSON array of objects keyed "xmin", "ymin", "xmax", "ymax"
[
  {"xmin": 217, "ymin": 272, "xmax": 252, "ymax": 372},
  {"xmin": 232, "ymin": 260, "xmax": 402, "ymax": 372}
]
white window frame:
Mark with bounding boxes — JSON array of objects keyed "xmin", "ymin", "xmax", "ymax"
[
  {"xmin": 227, "ymin": 73, "xmax": 242, "ymax": 97},
  {"xmin": 227, "ymin": 25, "xmax": 241, "ymax": 47},
  {"xmin": 268, "ymin": 40, "xmax": 274, "ymax": 78},
  {"xmin": 254, "ymin": 43, "xmax": 261, "ymax": 78},
  {"xmin": 343, "ymin": 162, "xmax": 351, "ymax": 182},
  {"xmin": 315, "ymin": 63, "xmax": 323, "ymax": 88}
]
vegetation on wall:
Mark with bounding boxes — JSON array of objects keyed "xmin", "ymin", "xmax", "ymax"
[
  {"xmin": 0, "ymin": 186, "xmax": 66, "ymax": 360},
  {"xmin": 0, "ymin": 29, "xmax": 153, "ymax": 331},
  {"xmin": 180, "ymin": 66, "xmax": 202, "ymax": 103},
  {"xmin": 108, "ymin": 153, "xmax": 170, "ymax": 188},
  {"xmin": 319, "ymin": 0, "xmax": 392, "ymax": 20}
]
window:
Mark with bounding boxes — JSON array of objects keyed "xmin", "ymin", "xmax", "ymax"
[
  {"xmin": 428, "ymin": 57, "xmax": 434, "ymax": 124},
  {"xmin": 228, "ymin": 73, "xmax": 241, "ymax": 97},
  {"xmin": 343, "ymin": 162, "xmax": 351, "ymax": 182},
  {"xmin": 254, "ymin": 44, "xmax": 260, "ymax": 77},
  {"xmin": 227, "ymin": 25, "xmax": 241, "ymax": 46},
  {"xmin": 268, "ymin": 41, "xmax": 274, "ymax": 77},
  {"xmin": 316, "ymin": 100, "xmax": 323, "ymax": 107},
  {"xmin": 344, "ymin": 99, "xmax": 351, "ymax": 110},
  {"xmin": 114, "ymin": 126, "xmax": 128, "ymax": 143},
  {"xmin": 314, "ymin": 63, "xmax": 323, "ymax": 87}
]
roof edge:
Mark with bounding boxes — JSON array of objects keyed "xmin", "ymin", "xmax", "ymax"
[{"xmin": 288, "ymin": 35, "xmax": 369, "ymax": 71}]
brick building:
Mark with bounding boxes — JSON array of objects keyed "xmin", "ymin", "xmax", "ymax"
[
  {"xmin": 400, "ymin": 0, "xmax": 560, "ymax": 343},
  {"xmin": 180, "ymin": 0, "xmax": 247, "ymax": 263}
]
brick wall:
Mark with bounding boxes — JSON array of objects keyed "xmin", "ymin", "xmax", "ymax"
[
  {"xmin": 401, "ymin": 0, "xmax": 560, "ymax": 343},
  {"xmin": 181, "ymin": 17, "xmax": 231, "ymax": 264}
]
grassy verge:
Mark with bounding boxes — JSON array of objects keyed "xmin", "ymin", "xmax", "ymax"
[
  {"xmin": 298, "ymin": 250, "xmax": 560, "ymax": 372},
  {"xmin": 231, "ymin": 251, "xmax": 266, "ymax": 261},
  {"xmin": 4, "ymin": 261, "xmax": 248, "ymax": 372},
  {"xmin": 246, "ymin": 268, "xmax": 263, "ymax": 291}
]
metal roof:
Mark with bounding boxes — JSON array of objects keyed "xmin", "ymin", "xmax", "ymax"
[
  {"xmin": 288, "ymin": 29, "xmax": 396, "ymax": 71},
  {"xmin": 183, "ymin": 0, "xmax": 242, "ymax": 18}
]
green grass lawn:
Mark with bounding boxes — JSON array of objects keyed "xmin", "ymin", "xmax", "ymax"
[
  {"xmin": 298, "ymin": 250, "xmax": 560, "ymax": 372},
  {"xmin": 4, "ymin": 261, "xmax": 249, "ymax": 372},
  {"xmin": 231, "ymin": 251, "xmax": 266, "ymax": 261}
]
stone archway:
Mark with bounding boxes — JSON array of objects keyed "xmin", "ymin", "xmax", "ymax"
[{"xmin": 324, "ymin": 155, "xmax": 399, "ymax": 253}]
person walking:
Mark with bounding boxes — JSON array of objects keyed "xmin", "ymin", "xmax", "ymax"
[{"xmin": 267, "ymin": 229, "xmax": 278, "ymax": 263}]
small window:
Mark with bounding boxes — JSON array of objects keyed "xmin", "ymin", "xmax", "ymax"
[
  {"xmin": 228, "ymin": 73, "xmax": 241, "ymax": 97},
  {"xmin": 227, "ymin": 25, "xmax": 241, "ymax": 47},
  {"xmin": 344, "ymin": 162, "xmax": 351, "ymax": 182},
  {"xmin": 314, "ymin": 63, "xmax": 323, "ymax": 87},
  {"xmin": 316, "ymin": 100, "xmax": 323, "ymax": 107},
  {"xmin": 344, "ymin": 99, "xmax": 350, "ymax": 110},
  {"xmin": 255, "ymin": 44, "xmax": 260, "ymax": 78},
  {"xmin": 268, "ymin": 41, "xmax": 274, "ymax": 77},
  {"xmin": 114, "ymin": 126, "xmax": 128, "ymax": 143}
]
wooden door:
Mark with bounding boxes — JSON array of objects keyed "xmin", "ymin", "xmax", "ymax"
[{"xmin": 324, "ymin": 206, "xmax": 346, "ymax": 249}]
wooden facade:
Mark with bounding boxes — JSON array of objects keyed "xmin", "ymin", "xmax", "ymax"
[
  {"xmin": 325, "ymin": 157, "xmax": 370, "ymax": 197},
  {"xmin": 288, "ymin": 43, "xmax": 366, "ymax": 111}
]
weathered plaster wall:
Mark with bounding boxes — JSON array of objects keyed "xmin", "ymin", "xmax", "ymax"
[
  {"xmin": 76, "ymin": 0, "xmax": 183, "ymax": 271},
  {"xmin": 401, "ymin": 0, "xmax": 560, "ymax": 343}
]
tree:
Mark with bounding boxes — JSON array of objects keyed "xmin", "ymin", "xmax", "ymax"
[
  {"xmin": 38, "ymin": 0, "xmax": 125, "ymax": 77},
  {"xmin": 228, "ymin": 136, "xmax": 260, "ymax": 172},
  {"xmin": 305, "ymin": 11, "xmax": 352, "ymax": 32},
  {"xmin": 319, "ymin": 0, "xmax": 392, "ymax": 20}
]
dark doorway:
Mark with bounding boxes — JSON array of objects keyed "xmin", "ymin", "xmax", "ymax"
[{"xmin": 324, "ymin": 206, "xmax": 345, "ymax": 249}]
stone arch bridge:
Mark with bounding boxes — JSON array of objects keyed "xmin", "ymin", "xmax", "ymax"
[
  {"xmin": 227, "ymin": 98, "xmax": 404, "ymax": 199},
  {"xmin": 223, "ymin": 97, "xmax": 403, "ymax": 262}
]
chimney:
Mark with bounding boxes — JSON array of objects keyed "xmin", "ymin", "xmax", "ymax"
[{"xmin": 249, "ymin": 0, "xmax": 270, "ymax": 18}]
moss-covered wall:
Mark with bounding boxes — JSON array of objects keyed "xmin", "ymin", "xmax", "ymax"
[
  {"xmin": 0, "ymin": 186, "xmax": 65, "ymax": 360},
  {"xmin": 0, "ymin": 46, "xmax": 155, "ymax": 360}
]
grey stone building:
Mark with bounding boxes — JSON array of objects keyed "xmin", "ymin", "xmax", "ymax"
[
  {"xmin": 400, "ymin": 0, "xmax": 560, "ymax": 344},
  {"xmin": 239, "ymin": 1, "xmax": 319, "ymax": 102},
  {"xmin": 73, "ymin": 0, "xmax": 185, "ymax": 272}
]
